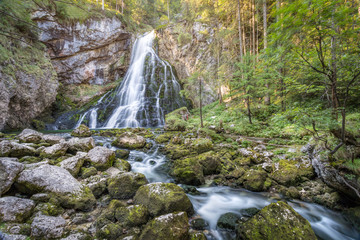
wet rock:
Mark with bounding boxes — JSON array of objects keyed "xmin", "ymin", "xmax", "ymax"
[
  {"xmin": 270, "ymin": 159, "xmax": 315, "ymax": 187},
  {"xmin": 16, "ymin": 164, "xmax": 96, "ymax": 211},
  {"xmin": 115, "ymin": 204, "xmax": 149, "ymax": 227},
  {"xmin": 71, "ymin": 124, "xmax": 92, "ymax": 137},
  {"xmin": 134, "ymin": 182, "xmax": 194, "ymax": 217},
  {"xmin": 31, "ymin": 215, "xmax": 66, "ymax": 239},
  {"xmin": 108, "ymin": 172, "xmax": 148, "ymax": 199},
  {"xmin": 313, "ymin": 192, "xmax": 341, "ymax": 209},
  {"xmin": 240, "ymin": 208, "xmax": 260, "ymax": 218},
  {"xmin": 139, "ymin": 212, "xmax": 189, "ymax": 240},
  {"xmin": 0, "ymin": 158, "xmax": 24, "ymax": 196},
  {"xmin": 190, "ymin": 218, "xmax": 209, "ymax": 230},
  {"xmin": 237, "ymin": 201, "xmax": 317, "ymax": 240},
  {"xmin": 80, "ymin": 167, "xmax": 97, "ymax": 179},
  {"xmin": 217, "ymin": 212, "xmax": 241, "ymax": 230},
  {"xmin": 40, "ymin": 141, "xmax": 68, "ymax": 159},
  {"xmin": 0, "ymin": 141, "xmax": 37, "ymax": 158},
  {"xmin": 344, "ymin": 207, "xmax": 360, "ymax": 231},
  {"xmin": 171, "ymin": 157, "xmax": 204, "ymax": 186},
  {"xmin": 67, "ymin": 137, "xmax": 95, "ymax": 154},
  {"xmin": 189, "ymin": 232, "xmax": 207, "ymax": 240},
  {"xmin": 17, "ymin": 129, "xmax": 43, "ymax": 143},
  {"xmin": 113, "ymin": 158, "xmax": 131, "ymax": 172},
  {"xmin": 59, "ymin": 152, "xmax": 87, "ymax": 176},
  {"xmin": 241, "ymin": 169, "xmax": 268, "ymax": 192},
  {"xmin": 0, "ymin": 197, "xmax": 35, "ymax": 222},
  {"xmin": 113, "ymin": 132, "xmax": 146, "ymax": 149},
  {"xmin": 115, "ymin": 149, "xmax": 130, "ymax": 159},
  {"xmin": 87, "ymin": 146, "xmax": 115, "ymax": 171}
]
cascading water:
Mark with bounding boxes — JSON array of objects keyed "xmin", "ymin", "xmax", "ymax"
[{"xmin": 49, "ymin": 31, "xmax": 188, "ymax": 130}]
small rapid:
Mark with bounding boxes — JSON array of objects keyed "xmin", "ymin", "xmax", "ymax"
[{"xmin": 92, "ymin": 134, "xmax": 360, "ymax": 240}]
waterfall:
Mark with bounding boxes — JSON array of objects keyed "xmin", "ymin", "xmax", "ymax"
[{"xmin": 49, "ymin": 31, "xmax": 188, "ymax": 130}]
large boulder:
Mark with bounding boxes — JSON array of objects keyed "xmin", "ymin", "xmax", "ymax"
[
  {"xmin": 115, "ymin": 205, "xmax": 149, "ymax": 227},
  {"xmin": 15, "ymin": 164, "xmax": 95, "ymax": 211},
  {"xmin": 236, "ymin": 201, "xmax": 317, "ymax": 240},
  {"xmin": 84, "ymin": 175, "xmax": 107, "ymax": 198},
  {"xmin": 0, "ymin": 197, "xmax": 35, "ymax": 222},
  {"xmin": 87, "ymin": 146, "xmax": 115, "ymax": 170},
  {"xmin": 196, "ymin": 151, "xmax": 221, "ymax": 175},
  {"xmin": 31, "ymin": 215, "xmax": 66, "ymax": 239},
  {"xmin": 139, "ymin": 212, "xmax": 189, "ymax": 240},
  {"xmin": 0, "ymin": 141, "xmax": 36, "ymax": 158},
  {"xmin": 42, "ymin": 135, "xmax": 64, "ymax": 145},
  {"xmin": 189, "ymin": 138, "xmax": 213, "ymax": 154},
  {"xmin": 71, "ymin": 124, "xmax": 92, "ymax": 137},
  {"xmin": 40, "ymin": 141, "xmax": 68, "ymax": 159},
  {"xmin": 112, "ymin": 132, "xmax": 146, "ymax": 149},
  {"xmin": 67, "ymin": 137, "xmax": 95, "ymax": 153},
  {"xmin": 0, "ymin": 158, "xmax": 24, "ymax": 196},
  {"xmin": 59, "ymin": 152, "xmax": 87, "ymax": 176},
  {"xmin": 171, "ymin": 157, "xmax": 204, "ymax": 186},
  {"xmin": 241, "ymin": 169, "xmax": 268, "ymax": 192},
  {"xmin": 107, "ymin": 172, "xmax": 148, "ymax": 199},
  {"xmin": 17, "ymin": 129, "xmax": 43, "ymax": 143},
  {"xmin": 134, "ymin": 182, "xmax": 194, "ymax": 217},
  {"xmin": 270, "ymin": 159, "xmax": 315, "ymax": 187}
]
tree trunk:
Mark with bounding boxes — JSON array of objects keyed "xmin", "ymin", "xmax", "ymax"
[
  {"xmin": 247, "ymin": 96, "xmax": 252, "ymax": 124},
  {"xmin": 252, "ymin": 0, "xmax": 256, "ymax": 57},
  {"xmin": 237, "ymin": 0, "xmax": 243, "ymax": 61},
  {"xmin": 263, "ymin": 0, "xmax": 270, "ymax": 105},
  {"xmin": 102, "ymin": 0, "xmax": 104, "ymax": 10},
  {"xmin": 121, "ymin": 0, "xmax": 124, "ymax": 14},
  {"xmin": 116, "ymin": 0, "xmax": 118, "ymax": 11},
  {"xmin": 168, "ymin": 0, "xmax": 170, "ymax": 22},
  {"xmin": 200, "ymin": 78, "xmax": 204, "ymax": 128},
  {"xmin": 331, "ymin": 8, "xmax": 339, "ymax": 119}
]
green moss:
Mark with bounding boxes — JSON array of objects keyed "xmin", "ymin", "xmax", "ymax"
[
  {"xmin": 171, "ymin": 157, "xmax": 204, "ymax": 186},
  {"xmin": 164, "ymin": 144, "xmax": 191, "ymax": 160},
  {"xmin": 115, "ymin": 205, "xmax": 149, "ymax": 227},
  {"xmin": 80, "ymin": 167, "xmax": 98, "ymax": 179},
  {"xmin": 34, "ymin": 202, "xmax": 64, "ymax": 216},
  {"xmin": 190, "ymin": 138, "xmax": 213, "ymax": 154}
]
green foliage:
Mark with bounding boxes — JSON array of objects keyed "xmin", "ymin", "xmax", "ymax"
[{"xmin": 177, "ymin": 32, "xmax": 192, "ymax": 46}]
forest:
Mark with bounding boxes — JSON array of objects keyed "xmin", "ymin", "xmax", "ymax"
[{"xmin": 0, "ymin": 0, "xmax": 360, "ymax": 239}]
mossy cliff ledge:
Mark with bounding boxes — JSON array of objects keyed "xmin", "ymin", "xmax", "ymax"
[{"xmin": 32, "ymin": 10, "xmax": 131, "ymax": 85}]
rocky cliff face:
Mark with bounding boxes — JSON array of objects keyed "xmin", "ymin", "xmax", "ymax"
[
  {"xmin": 32, "ymin": 11, "xmax": 131, "ymax": 85},
  {"xmin": 157, "ymin": 22, "xmax": 218, "ymax": 106}
]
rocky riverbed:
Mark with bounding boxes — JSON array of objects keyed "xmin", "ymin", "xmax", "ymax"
[{"xmin": 0, "ymin": 126, "xmax": 359, "ymax": 240}]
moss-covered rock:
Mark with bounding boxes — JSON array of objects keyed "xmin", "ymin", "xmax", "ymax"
[
  {"xmin": 113, "ymin": 159, "xmax": 131, "ymax": 172},
  {"xmin": 190, "ymin": 218, "xmax": 209, "ymax": 230},
  {"xmin": 19, "ymin": 156, "xmax": 41, "ymax": 164},
  {"xmin": 189, "ymin": 232, "xmax": 207, "ymax": 240},
  {"xmin": 164, "ymin": 107, "xmax": 190, "ymax": 131},
  {"xmin": 139, "ymin": 212, "xmax": 189, "ymax": 240},
  {"xmin": 171, "ymin": 157, "xmax": 204, "ymax": 186},
  {"xmin": 112, "ymin": 132, "xmax": 146, "ymax": 149},
  {"xmin": 67, "ymin": 137, "xmax": 95, "ymax": 154},
  {"xmin": 164, "ymin": 144, "xmax": 191, "ymax": 160},
  {"xmin": 34, "ymin": 202, "xmax": 64, "ymax": 216},
  {"xmin": 40, "ymin": 142, "xmax": 68, "ymax": 159},
  {"xmin": 87, "ymin": 146, "xmax": 115, "ymax": 171},
  {"xmin": 80, "ymin": 167, "xmax": 97, "ymax": 179},
  {"xmin": 96, "ymin": 222, "xmax": 123, "ymax": 240},
  {"xmin": 107, "ymin": 172, "xmax": 148, "ymax": 199},
  {"xmin": 196, "ymin": 151, "xmax": 221, "ymax": 175},
  {"xmin": 189, "ymin": 138, "xmax": 213, "ymax": 154},
  {"xmin": 59, "ymin": 151, "xmax": 87, "ymax": 176},
  {"xmin": 344, "ymin": 207, "xmax": 360, "ymax": 231},
  {"xmin": 71, "ymin": 124, "xmax": 92, "ymax": 137},
  {"xmin": 236, "ymin": 201, "xmax": 317, "ymax": 240},
  {"xmin": 0, "ymin": 197, "xmax": 35, "ymax": 223},
  {"xmin": 241, "ymin": 169, "xmax": 268, "ymax": 192},
  {"xmin": 270, "ymin": 159, "xmax": 315, "ymax": 187},
  {"xmin": 155, "ymin": 134, "xmax": 172, "ymax": 143},
  {"xmin": 217, "ymin": 212, "xmax": 241, "ymax": 230},
  {"xmin": 115, "ymin": 204, "xmax": 149, "ymax": 227},
  {"xmin": 115, "ymin": 149, "xmax": 130, "ymax": 159},
  {"xmin": 17, "ymin": 129, "xmax": 43, "ymax": 143},
  {"xmin": 134, "ymin": 182, "xmax": 194, "ymax": 217}
]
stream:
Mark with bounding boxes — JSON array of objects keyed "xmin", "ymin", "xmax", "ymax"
[{"xmin": 92, "ymin": 133, "xmax": 360, "ymax": 240}]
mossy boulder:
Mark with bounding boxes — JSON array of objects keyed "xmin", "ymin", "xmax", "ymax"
[
  {"xmin": 270, "ymin": 159, "xmax": 315, "ymax": 187},
  {"xmin": 164, "ymin": 107, "xmax": 190, "ymax": 131},
  {"xmin": 171, "ymin": 157, "xmax": 205, "ymax": 186},
  {"xmin": 190, "ymin": 218, "xmax": 209, "ymax": 230},
  {"xmin": 164, "ymin": 144, "xmax": 191, "ymax": 160},
  {"xmin": 134, "ymin": 182, "xmax": 194, "ymax": 217},
  {"xmin": 236, "ymin": 201, "xmax": 317, "ymax": 240},
  {"xmin": 15, "ymin": 164, "xmax": 96, "ymax": 211},
  {"xmin": 139, "ymin": 212, "xmax": 189, "ymax": 240},
  {"xmin": 115, "ymin": 149, "xmax": 130, "ymax": 159},
  {"xmin": 241, "ymin": 169, "xmax": 268, "ymax": 192},
  {"xmin": 31, "ymin": 215, "xmax": 66, "ymax": 239},
  {"xmin": 40, "ymin": 142, "xmax": 68, "ymax": 159},
  {"xmin": 71, "ymin": 124, "xmax": 92, "ymax": 137},
  {"xmin": 112, "ymin": 132, "xmax": 146, "ymax": 149},
  {"xmin": 67, "ymin": 137, "xmax": 95, "ymax": 154},
  {"xmin": 189, "ymin": 138, "xmax": 213, "ymax": 154},
  {"xmin": 344, "ymin": 207, "xmax": 360, "ymax": 231},
  {"xmin": 115, "ymin": 204, "xmax": 149, "ymax": 227},
  {"xmin": 113, "ymin": 158, "xmax": 131, "ymax": 172},
  {"xmin": 80, "ymin": 167, "xmax": 97, "ymax": 179},
  {"xmin": 17, "ymin": 129, "xmax": 43, "ymax": 143},
  {"xmin": 196, "ymin": 151, "xmax": 221, "ymax": 175},
  {"xmin": 59, "ymin": 151, "xmax": 87, "ymax": 176},
  {"xmin": 96, "ymin": 222, "xmax": 122, "ymax": 240},
  {"xmin": 87, "ymin": 146, "xmax": 115, "ymax": 171},
  {"xmin": 34, "ymin": 202, "xmax": 64, "ymax": 216},
  {"xmin": 0, "ymin": 140, "xmax": 37, "ymax": 158},
  {"xmin": 107, "ymin": 172, "xmax": 148, "ymax": 199},
  {"xmin": 155, "ymin": 134, "xmax": 172, "ymax": 143}
]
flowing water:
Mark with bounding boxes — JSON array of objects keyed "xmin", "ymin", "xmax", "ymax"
[
  {"xmin": 92, "ymin": 135, "xmax": 360, "ymax": 240},
  {"xmin": 50, "ymin": 31, "xmax": 188, "ymax": 130}
]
